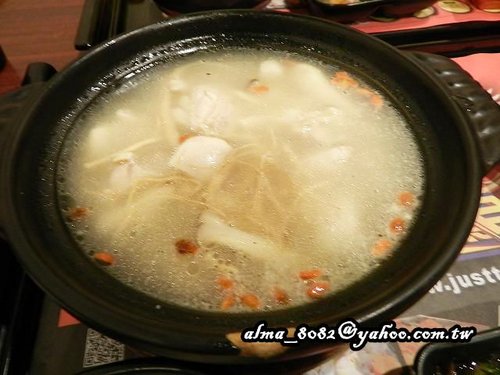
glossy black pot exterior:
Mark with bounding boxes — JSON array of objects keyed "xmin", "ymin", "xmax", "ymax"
[{"xmin": 0, "ymin": 11, "xmax": 499, "ymax": 363}]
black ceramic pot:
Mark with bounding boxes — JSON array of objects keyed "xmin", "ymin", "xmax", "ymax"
[{"xmin": 0, "ymin": 11, "xmax": 498, "ymax": 364}]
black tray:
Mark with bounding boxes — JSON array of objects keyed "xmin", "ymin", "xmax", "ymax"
[
  {"xmin": 75, "ymin": 0, "xmax": 165, "ymax": 50},
  {"xmin": 0, "ymin": 63, "xmax": 56, "ymax": 375},
  {"xmin": 374, "ymin": 20, "xmax": 500, "ymax": 57}
]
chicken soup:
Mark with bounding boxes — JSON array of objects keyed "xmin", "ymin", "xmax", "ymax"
[{"xmin": 59, "ymin": 50, "xmax": 424, "ymax": 312}]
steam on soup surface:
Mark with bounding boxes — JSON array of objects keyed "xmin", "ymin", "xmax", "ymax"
[{"xmin": 60, "ymin": 50, "xmax": 423, "ymax": 312}]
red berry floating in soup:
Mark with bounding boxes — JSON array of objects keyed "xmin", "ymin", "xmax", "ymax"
[{"xmin": 58, "ymin": 50, "xmax": 424, "ymax": 311}]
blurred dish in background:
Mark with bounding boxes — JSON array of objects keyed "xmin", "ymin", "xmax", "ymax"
[
  {"xmin": 437, "ymin": 0, "xmax": 472, "ymax": 13},
  {"xmin": 470, "ymin": 0, "xmax": 500, "ymax": 11},
  {"xmin": 153, "ymin": 0, "xmax": 271, "ymax": 13},
  {"xmin": 307, "ymin": 0, "xmax": 438, "ymax": 22},
  {"xmin": 415, "ymin": 327, "xmax": 500, "ymax": 375}
]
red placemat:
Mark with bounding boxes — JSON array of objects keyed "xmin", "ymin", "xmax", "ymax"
[
  {"xmin": 453, "ymin": 52, "xmax": 500, "ymax": 98},
  {"xmin": 452, "ymin": 52, "xmax": 500, "ymax": 196}
]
